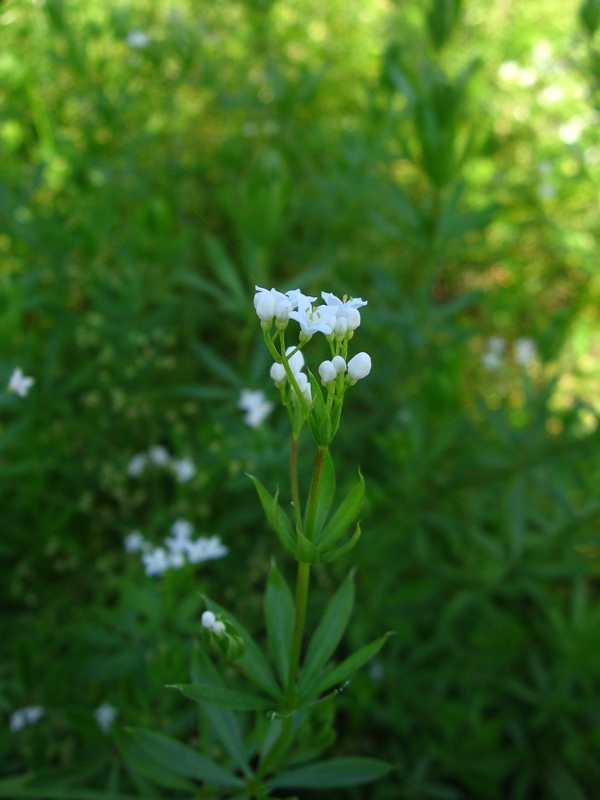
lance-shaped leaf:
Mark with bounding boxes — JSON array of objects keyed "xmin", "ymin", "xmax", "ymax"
[
  {"xmin": 310, "ymin": 448, "xmax": 335, "ymax": 541},
  {"xmin": 265, "ymin": 563, "xmax": 295, "ymax": 687},
  {"xmin": 308, "ymin": 633, "xmax": 393, "ymax": 699},
  {"xmin": 170, "ymin": 684, "xmax": 274, "ymax": 712},
  {"xmin": 115, "ymin": 728, "xmax": 196, "ymax": 791},
  {"xmin": 203, "ymin": 597, "xmax": 282, "ymax": 700},
  {"xmin": 192, "ymin": 644, "xmax": 251, "ymax": 777},
  {"xmin": 299, "ymin": 571, "xmax": 355, "ymax": 694},
  {"xmin": 319, "ymin": 521, "xmax": 362, "ymax": 563},
  {"xmin": 248, "ymin": 475, "xmax": 295, "ymax": 556},
  {"xmin": 295, "ymin": 529, "xmax": 320, "ymax": 563},
  {"xmin": 267, "ymin": 757, "xmax": 392, "ymax": 789},
  {"xmin": 314, "ymin": 470, "xmax": 365, "ymax": 550},
  {"xmin": 120, "ymin": 728, "xmax": 244, "ymax": 788}
]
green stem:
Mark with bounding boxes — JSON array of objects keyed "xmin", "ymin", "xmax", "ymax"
[{"xmin": 290, "ymin": 435, "xmax": 302, "ymax": 532}]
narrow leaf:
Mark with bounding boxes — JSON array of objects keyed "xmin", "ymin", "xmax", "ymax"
[
  {"xmin": 115, "ymin": 728, "xmax": 195, "ymax": 791},
  {"xmin": 319, "ymin": 521, "xmax": 362, "ymax": 563},
  {"xmin": 311, "ymin": 448, "xmax": 336, "ymax": 540},
  {"xmin": 315, "ymin": 471, "xmax": 365, "ymax": 549},
  {"xmin": 203, "ymin": 597, "xmax": 282, "ymax": 699},
  {"xmin": 265, "ymin": 564, "xmax": 295, "ymax": 687},
  {"xmin": 295, "ymin": 529, "xmax": 320, "ymax": 563},
  {"xmin": 299, "ymin": 571, "xmax": 355, "ymax": 693},
  {"xmin": 248, "ymin": 475, "xmax": 295, "ymax": 556},
  {"xmin": 203, "ymin": 233, "xmax": 246, "ymax": 304},
  {"xmin": 307, "ymin": 371, "xmax": 331, "ymax": 446},
  {"xmin": 191, "ymin": 644, "xmax": 251, "ymax": 777},
  {"xmin": 311, "ymin": 633, "xmax": 393, "ymax": 697},
  {"xmin": 268, "ymin": 757, "xmax": 392, "ymax": 789},
  {"xmin": 123, "ymin": 729, "xmax": 244, "ymax": 788},
  {"xmin": 170, "ymin": 684, "xmax": 273, "ymax": 712}
]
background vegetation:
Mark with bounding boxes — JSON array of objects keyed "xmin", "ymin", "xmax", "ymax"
[{"xmin": 2, "ymin": 0, "xmax": 600, "ymax": 797}]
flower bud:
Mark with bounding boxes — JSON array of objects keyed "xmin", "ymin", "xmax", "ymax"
[
  {"xmin": 275, "ymin": 299, "xmax": 292, "ymax": 322},
  {"xmin": 318, "ymin": 360, "xmax": 337, "ymax": 384},
  {"xmin": 334, "ymin": 317, "xmax": 348, "ymax": 337},
  {"xmin": 202, "ymin": 610, "xmax": 216, "ymax": 629},
  {"xmin": 270, "ymin": 362, "xmax": 286, "ymax": 384},
  {"xmin": 285, "ymin": 346, "xmax": 305, "ymax": 375},
  {"xmin": 212, "ymin": 621, "xmax": 226, "ymax": 636},
  {"xmin": 345, "ymin": 308, "xmax": 361, "ymax": 330},
  {"xmin": 254, "ymin": 292, "xmax": 276, "ymax": 321},
  {"xmin": 331, "ymin": 355, "xmax": 346, "ymax": 374},
  {"xmin": 347, "ymin": 352, "xmax": 372, "ymax": 380}
]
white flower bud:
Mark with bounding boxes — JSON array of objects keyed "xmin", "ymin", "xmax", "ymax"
[
  {"xmin": 294, "ymin": 373, "xmax": 308, "ymax": 393},
  {"xmin": 275, "ymin": 299, "xmax": 292, "ymax": 322},
  {"xmin": 270, "ymin": 362, "xmax": 286, "ymax": 383},
  {"xmin": 334, "ymin": 317, "xmax": 348, "ymax": 337},
  {"xmin": 347, "ymin": 352, "xmax": 372, "ymax": 380},
  {"xmin": 345, "ymin": 308, "xmax": 361, "ymax": 330},
  {"xmin": 212, "ymin": 621, "xmax": 225, "ymax": 636},
  {"xmin": 202, "ymin": 611, "xmax": 216, "ymax": 629},
  {"xmin": 331, "ymin": 355, "xmax": 346, "ymax": 374},
  {"xmin": 254, "ymin": 292, "xmax": 276, "ymax": 321},
  {"xmin": 285, "ymin": 346, "xmax": 305, "ymax": 375},
  {"xmin": 318, "ymin": 360, "xmax": 337, "ymax": 384}
]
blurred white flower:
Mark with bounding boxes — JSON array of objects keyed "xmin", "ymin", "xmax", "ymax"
[
  {"xmin": 202, "ymin": 610, "xmax": 216, "ymax": 629},
  {"xmin": 498, "ymin": 61, "xmax": 519, "ymax": 81},
  {"xmin": 482, "ymin": 336, "xmax": 506, "ymax": 370},
  {"xmin": 124, "ymin": 530, "xmax": 146, "ymax": 553},
  {"xmin": 8, "ymin": 368, "xmax": 34, "ymax": 397},
  {"xmin": 170, "ymin": 518, "xmax": 194, "ymax": 539},
  {"xmin": 10, "ymin": 706, "xmax": 44, "ymax": 733},
  {"xmin": 126, "ymin": 30, "xmax": 150, "ymax": 48},
  {"xmin": 94, "ymin": 702, "xmax": 118, "ymax": 733},
  {"xmin": 212, "ymin": 620, "xmax": 226, "ymax": 635},
  {"xmin": 172, "ymin": 457, "xmax": 195, "ymax": 483},
  {"xmin": 186, "ymin": 535, "xmax": 228, "ymax": 564},
  {"xmin": 515, "ymin": 337, "xmax": 537, "ymax": 366},
  {"xmin": 238, "ymin": 389, "xmax": 274, "ymax": 428},
  {"xmin": 127, "ymin": 453, "xmax": 147, "ymax": 477},
  {"xmin": 141, "ymin": 547, "xmax": 170, "ymax": 576},
  {"xmin": 148, "ymin": 445, "xmax": 170, "ymax": 466}
]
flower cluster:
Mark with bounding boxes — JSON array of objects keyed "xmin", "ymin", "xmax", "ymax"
[
  {"xmin": 201, "ymin": 610, "xmax": 226, "ymax": 636},
  {"xmin": 7, "ymin": 368, "xmax": 34, "ymax": 398},
  {"xmin": 10, "ymin": 706, "xmax": 44, "ymax": 733},
  {"xmin": 124, "ymin": 519, "xmax": 228, "ymax": 577},
  {"xmin": 238, "ymin": 389, "xmax": 274, "ymax": 428},
  {"xmin": 126, "ymin": 446, "xmax": 195, "ymax": 483}
]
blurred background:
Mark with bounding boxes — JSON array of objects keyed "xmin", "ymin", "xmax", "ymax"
[{"xmin": 2, "ymin": 0, "xmax": 600, "ymax": 797}]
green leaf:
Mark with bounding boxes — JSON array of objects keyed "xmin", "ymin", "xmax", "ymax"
[
  {"xmin": 170, "ymin": 684, "xmax": 274, "ymax": 712},
  {"xmin": 191, "ymin": 644, "xmax": 251, "ymax": 777},
  {"xmin": 122, "ymin": 729, "xmax": 244, "ymax": 788},
  {"xmin": 311, "ymin": 633, "xmax": 393, "ymax": 697},
  {"xmin": 203, "ymin": 233, "xmax": 246, "ymax": 305},
  {"xmin": 115, "ymin": 728, "xmax": 196, "ymax": 791},
  {"xmin": 319, "ymin": 521, "xmax": 362, "ymax": 563},
  {"xmin": 299, "ymin": 571, "xmax": 355, "ymax": 693},
  {"xmin": 295, "ymin": 529, "xmax": 321, "ymax": 563},
  {"xmin": 315, "ymin": 470, "xmax": 365, "ymax": 549},
  {"xmin": 248, "ymin": 475, "xmax": 296, "ymax": 556},
  {"xmin": 203, "ymin": 596, "xmax": 283, "ymax": 699},
  {"xmin": 307, "ymin": 371, "xmax": 331, "ymax": 446},
  {"xmin": 265, "ymin": 563, "xmax": 295, "ymax": 687},
  {"xmin": 267, "ymin": 757, "xmax": 392, "ymax": 789},
  {"xmin": 311, "ymin": 447, "xmax": 335, "ymax": 541}
]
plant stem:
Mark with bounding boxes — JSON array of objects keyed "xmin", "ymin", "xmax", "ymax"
[
  {"xmin": 286, "ymin": 560, "xmax": 310, "ymax": 700},
  {"xmin": 304, "ymin": 445, "xmax": 326, "ymax": 541},
  {"xmin": 290, "ymin": 435, "xmax": 302, "ymax": 532}
]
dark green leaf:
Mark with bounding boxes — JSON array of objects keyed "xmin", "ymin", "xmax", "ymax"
[
  {"xmin": 115, "ymin": 728, "xmax": 196, "ymax": 791},
  {"xmin": 248, "ymin": 475, "xmax": 296, "ymax": 556},
  {"xmin": 311, "ymin": 447, "xmax": 335, "ymax": 541},
  {"xmin": 319, "ymin": 522, "xmax": 362, "ymax": 563},
  {"xmin": 312, "ymin": 633, "xmax": 393, "ymax": 697},
  {"xmin": 267, "ymin": 757, "xmax": 392, "ymax": 789},
  {"xmin": 295, "ymin": 529, "xmax": 321, "ymax": 563},
  {"xmin": 299, "ymin": 571, "xmax": 355, "ymax": 693},
  {"xmin": 265, "ymin": 564, "xmax": 295, "ymax": 687},
  {"xmin": 170, "ymin": 684, "xmax": 273, "ymax": 712},
  {"xmin": 122, "ymin": 729, "xmax": 244, "ymax": 788},
  {"xmin": 315, "ymin": 471, "xmax": 365, "ymax": 549}
]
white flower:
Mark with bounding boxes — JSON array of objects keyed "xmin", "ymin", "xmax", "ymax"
[
  {"xmin": 238, "ymin": 389, "xmax": 274, "ymax": 428},
  {"xmin": 94, "ymin": 702, "xmax": 118, "ymax": 733},
  {"xmin": 172, "ymin": 457, "xmax": 195, "ymax": 483},
  {"xmin": 318, "ymin": 360, "xmax": 337, "ymax": 384},
  {"xmin": 482, "ymin": 351, "xmax": 502, "ymax": 370},
  {"xmin": 515, "ymin": 337, "xmax": 537, "ymax": 366},
  {"xmin": 347, "ymin": 352, "xmax": 372, "ymax": 380},
  {"xmin": 212, "ymin": 621, "xmax": 225, "ymax": 636},
  {"xmin": 141, "ymin": 547, "xmax": 170, "ymax": 577},
  {"xmin": 487, "ymin": 336, "xmax": 505, "ymax": 354},
  {"xmin": 284, "ymin": 288, "xmax": 314, "ymax": 309},
  {"xmin": 254, "ymin": 286, "xmax": 288, "ymax": 321},
  {"xmin": 126, "ymin": 453, "xmax": 147, "ymax": 477},
  {"xmin": 202, "ymin": 610, "xmax": 216, "ymax": 629},
  {"xmin": 8, "ymin": 368, "xmax": 34, "ymax": 397},
  {"xmin": 124, "ymin": 530, "xmax": 146, "ymax": 553},
  {"xmin": 170, "ymin": 518, "xmax": 194, "ymax": 539},
  {"xmin": 10, "ymin": 706, "xmax": 44, "ymax": 732},
  {"xmin": 331, "ymin": 356, "xmax": 346, "ymax": 374},
  {"xmin": 126, "ymin": 30, "xmax": 150, "ymax": 48},
  {"xmin": 292, "ymin": 372, "xmax": 312, "ymax": 403},
  {"xmin": 148, "ymin": 445, "xmax": 170, "ymax": 466},
  {"xmin": 288, "ymin": 293, "xmax": 337, "ymax": 337},
  {"xmin": 186, "ymin": 535, "xmax": 228, "ymax": 564},
  {"xmin": 321, "ymin": 292, "xmax": 367, "ymax": 331}
]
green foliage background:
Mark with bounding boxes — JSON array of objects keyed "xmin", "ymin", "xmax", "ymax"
[{"xmin": 2, "ymin": 0, "xmax": 600, "ymax": 797}]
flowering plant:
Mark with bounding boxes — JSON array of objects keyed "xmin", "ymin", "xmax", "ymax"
[{"xmin": 116, "ymin": 287, "xmax": 391, "ymax": 797}]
